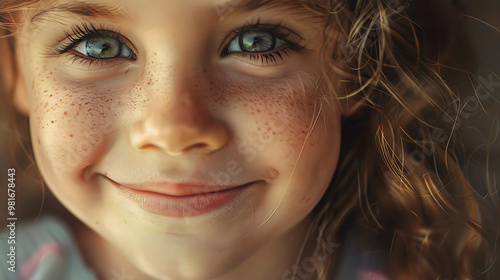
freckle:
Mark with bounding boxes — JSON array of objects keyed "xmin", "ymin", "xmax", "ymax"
[
  {"xmin": 70, "ymin": 134, "xmax": 73, "ymax": 137},
  {"xmin": 96, "ymin": 221, "xmax": 99, "ymax": 225},
  {"xmin": 64, "ymin": 111, "xmax": 68, "ymax": 116},
  {"xmin": 51, "ymin": 120, "xmax": 55, "ymax": 123}
]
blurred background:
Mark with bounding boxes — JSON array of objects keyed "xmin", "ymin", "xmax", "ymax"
[{"xmin": 459, "ymin": 0, "xmax": 500, "ymax": 198}]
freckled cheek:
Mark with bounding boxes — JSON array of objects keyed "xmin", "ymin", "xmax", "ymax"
[
  {"xmin": 257, "ymin": 92, "xmax": 330, "ymax": 161},
  {"xmin": 249, "ymin": 99, "xmax": 315, "ymax": 157},
  {"xmin": 213, "ymin": 77, "xmax": 320, "ymax": 163},
  {"xmin": 31, "ymin": 79, "xmax": 140, "ymax": 171}
]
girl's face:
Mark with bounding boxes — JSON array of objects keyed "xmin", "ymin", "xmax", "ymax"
[{"xmin": 15, "ymin": 0, "xmax": 343, "ymax": 278}]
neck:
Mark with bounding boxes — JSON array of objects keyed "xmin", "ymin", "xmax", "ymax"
[
  {"xmin": 216, "ymin": 216, "xmax": 314, "ymax": 280},
  {"xmin": 72, "ymin": 219, "xmax": 157, "ymax": 280},
  {"xmin": 73, "ymin": 215, "xmax": 330, "ymax": 280}
]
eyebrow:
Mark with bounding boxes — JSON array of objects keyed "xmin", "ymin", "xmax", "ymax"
[
  {"xmin": 215, "ymin": 0, "xmax": 297, "ymax": 18},
  {"xmin": 30, "ymin": 1, "xmax": 129, "ymax": 23}
]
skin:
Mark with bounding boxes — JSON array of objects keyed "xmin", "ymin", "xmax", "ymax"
[{"xmin": 11, "ymin": 0, "xmax": 350, "ymax": 279}]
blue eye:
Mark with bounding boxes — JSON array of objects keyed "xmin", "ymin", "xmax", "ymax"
[
  {"xmin": 55, "ymin": 23, "xmax": 137, "ymax": 66},
  {"xmin": 73, "ymin": 36, "xmax": 135, "ymax": 59},
  {"xmin": 227, "ymin": 30, "xmax": 287, "ymax": 53},
  {"xmin": 220, "ymin": 24, "xmax": 305, "ymax": 63}
]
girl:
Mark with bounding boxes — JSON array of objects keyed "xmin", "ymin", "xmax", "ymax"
[{"xmin": 0, "ymin": 0, "xmax": 498, "ymax": 279}]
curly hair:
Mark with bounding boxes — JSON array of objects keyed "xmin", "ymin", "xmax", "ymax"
[
  {"xmin": 1, "ymin": 0, "xmax": 498, "ymax": 279},
  {"xmin": 289, "ymin": 0, "xmax": 500, "ymax": 279}
]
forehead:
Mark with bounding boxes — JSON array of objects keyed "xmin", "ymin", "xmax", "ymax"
[
  {"xmin": 28, "ymin": 0, "xmax": 310, "ymax": 22},
  {"xmin": 23, "ymin": 0, "xmax": 325, "ymax": 42}
]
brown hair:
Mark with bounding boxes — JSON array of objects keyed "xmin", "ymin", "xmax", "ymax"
[
  {"xmin": 1, "ymin": 0, "xmax": 498, "ymax": 279},
  {"xmin": 1, "ymin": 0, "xmax": 52, "ymax": 221},
  {"xmin": 294, "ymin": 0, "xmax": 500, "ymax": 279}
]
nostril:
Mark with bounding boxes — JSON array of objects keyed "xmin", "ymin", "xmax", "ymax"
[
  {"xmin": 130, "ymin": 108, "xmax": 229, "ymax": 155},
  {"xmin": 140, "ymin": 144, "xmax": 156, "ymax": 150},
  {"xmin": 165, "ymin": 143, "xmax": 209, "ymax": 156},
  {"xmin": 186, "ymin": 143, "xmax": 208, "ymax": 151}
]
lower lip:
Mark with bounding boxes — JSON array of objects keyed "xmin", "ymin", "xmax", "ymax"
[{"xmin": 116, "ymin": 182, "xmax": 257, "ymax": 217}]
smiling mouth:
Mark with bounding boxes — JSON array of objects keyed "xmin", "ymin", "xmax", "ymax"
[
  {"xmin": 108, "ymin": 178, "xmax": 264, "ymax": 217},
  {"xmin": 116, "ymin": 180, "xmax": 258, "ymax": 197}
]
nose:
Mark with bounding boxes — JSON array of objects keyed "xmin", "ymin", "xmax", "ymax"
[{"xmin": 130, "ymin": 77, "xmax": 229, "ymax": 156}]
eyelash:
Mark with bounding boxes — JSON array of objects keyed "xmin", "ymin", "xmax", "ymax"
[
  {"xmin": 55, "ymin": 21, "xmax": 304, "ymax": 67},
  {"xmin": 56, "ymin": 23, "xmax": 134, "ymax": 67},
  {"xmin": 220, "ymin": 20, "xmax": 305, "ymax": 64}
]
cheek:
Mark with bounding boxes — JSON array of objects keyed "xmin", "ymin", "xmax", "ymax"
[
  {"xmin": 209, "ymin": 73, "xmax": 340, "ymax": 220},
  {"xmin": 30, "ymin": 70, "xmax": 144, "ymax": 174},
  {"xmin": 211, "ymin": 73, "xmax": 322, "ymax": 165}
]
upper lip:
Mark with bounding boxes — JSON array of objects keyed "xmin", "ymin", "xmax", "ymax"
[{"xmin": 105, "ymin": 176, "xmax": 258, "ymax": 197}]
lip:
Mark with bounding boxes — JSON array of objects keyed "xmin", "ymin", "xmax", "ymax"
[
  {"xmin": 107, "ymin": 178, "xmax": 262, "ymax": 217},
  {"xmin": 117, "ymin": 181, "xmax": 249, "ymax": 196}
]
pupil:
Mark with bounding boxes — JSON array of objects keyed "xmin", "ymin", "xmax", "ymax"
[
  {"xmin": 86, "ymin": 37, "xmax": 120, "ymax": 58},
  {"xmin": 241, "ymin": 31, "xmax": 275, "ymax": 52}
]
